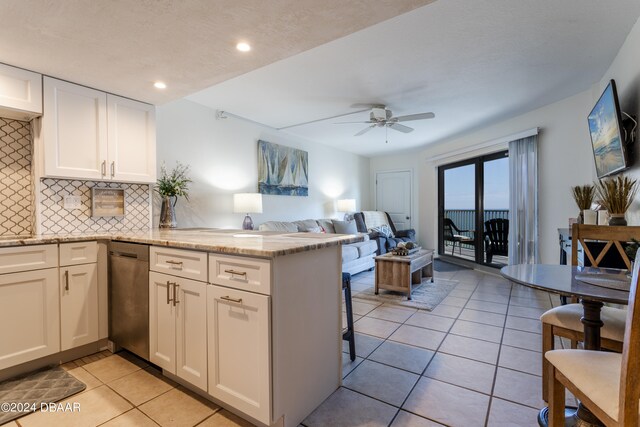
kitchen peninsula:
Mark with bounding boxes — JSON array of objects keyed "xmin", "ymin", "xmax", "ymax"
[{"xmin": 0, "ymin": 229, "xmax": 360, "ymax": 427}]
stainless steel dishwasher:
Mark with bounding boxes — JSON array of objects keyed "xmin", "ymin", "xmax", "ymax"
[{"xmin": 109, "ymin": 241, "xmax": 150, "ymax": 360}]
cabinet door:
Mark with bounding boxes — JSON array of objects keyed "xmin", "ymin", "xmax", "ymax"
[
  {"xmin": 60, "ymin": 263, "xmax": 99, "ymax": 350},
  {"xmin": 149, "ymin": 271, "xmax": 176, "ymax": 373},
  {"xmin": 0, "ymin": 268, "xmax": 59, "ymax": 369},
  {"xmin": 107, "ymin": 94, "xmax": 156, "ymax": 183},
  {"xmin": 43, "ymin": 77, "xmax": 107, "ymax": 180},
  {"xmin": 175, "ymin": 278, "xmax": 207, "ymax": 390},
  {"xmin": 0, "ymin": 63, "xmax": 42, "ymax": 120},
  {"xmin": 207, "ymin": 285, "xmax": 271, "ymax": 424}
]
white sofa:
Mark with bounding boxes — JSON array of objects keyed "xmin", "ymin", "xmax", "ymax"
[{"xmin": 259, "ymin": 218, "xmax": 377, "ymax": 275}]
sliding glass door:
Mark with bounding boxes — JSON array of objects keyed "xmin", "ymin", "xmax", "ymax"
[{"xmin": 438, "ymin": 151, "xmax": 509, "ymax": 266}]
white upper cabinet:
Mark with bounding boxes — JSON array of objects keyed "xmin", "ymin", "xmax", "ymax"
[
  {"xmin": 42, "ymin": 77, "xmax": 156, "ymax": 183},
  {"xmin": 43, "ymin": 77, "xmax": 108, "ymax": 180},
  {"xmin": 0, "ymin": 63, "xmax": 42, "ymax": 120},
  {"xmin": 107, "ymin": 94, "xmax": 156, "ymax": 182}
]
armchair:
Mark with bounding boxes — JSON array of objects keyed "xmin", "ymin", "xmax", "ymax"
[
  {"xmin": 484, "ymin": 218, "xmax": 508, "ymax": 263},
  {"xmin": 443, "ymin": 218, "xmax": 475, "ymax": 256},
  {"xmin": 353, "ymin": 211, "xmax": 416, "ymax": 254}
]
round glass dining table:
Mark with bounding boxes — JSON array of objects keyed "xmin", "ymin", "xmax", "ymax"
[{"xmin": 500, "ymin": 264, "xmax": 631, "ymax": 427}]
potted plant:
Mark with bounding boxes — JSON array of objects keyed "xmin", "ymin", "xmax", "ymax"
[
  {"xmin": 571, "ymin": 184, "xmax": 595, "ymax": 224},
  {"xmin": 155, "ymin": 162, "xmax": 192, "ymax": 228},
  {"xmin": 595, "ymin": 175, "xmax": 638, "ymax": 226}
]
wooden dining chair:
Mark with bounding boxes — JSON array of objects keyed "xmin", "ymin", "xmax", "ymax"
[
  {"xmin": 546, "ymin": 255, "xmax": 640, "ymax": 427},
  {"xmin": 540, "ymin": 224, "xmax": 639, "ymax": 402}
]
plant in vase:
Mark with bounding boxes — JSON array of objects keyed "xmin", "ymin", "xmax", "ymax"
[
  {"xmin": 594, "ymin": 175, "xmax": 638, "ymax": 226},
  {"xmin": 155, "ymin": 162, "xmax": 192, "ymax": 228},
  {"xmin": 571, "ymin": 184, "xmax": 595, "ymax": 224}
]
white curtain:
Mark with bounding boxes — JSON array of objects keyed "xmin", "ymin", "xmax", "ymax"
[{"xmin": 508, "ymin": 135, "xmax": 539, "ymax": 264}]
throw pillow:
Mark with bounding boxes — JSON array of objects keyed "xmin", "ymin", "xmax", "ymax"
[
  {"xmin": 371, "ymin": 224, "xmax": 395, "ymax": 238},
  {"xmin": 306, "ymin": 226, "xmax": 324, "ymax": 233},
  {"xmin": 332, "ymin": 219, "xmax": 357, "ymax": 234}
]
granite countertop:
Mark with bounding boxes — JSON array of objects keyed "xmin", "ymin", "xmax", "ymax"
[{"xmin": 0, "ymin": 229, "xmax": 363, "ymax": 258}]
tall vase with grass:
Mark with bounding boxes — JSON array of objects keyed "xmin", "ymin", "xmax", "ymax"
[
  {"xmin": 595, "ymin": 175, "xmax": 638, "ymax": 226},
  {"xmin": 571, "ymin": 184, "xmax": 595, "ymax": 224},
  {"xmin": 156, "ymin": 162, "xmax": 191, "ymax": 228}
]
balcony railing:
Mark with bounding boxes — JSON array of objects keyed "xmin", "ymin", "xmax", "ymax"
[{"xmin": 444, "ymin": 209, "xmax": 509, "ymax": 249}]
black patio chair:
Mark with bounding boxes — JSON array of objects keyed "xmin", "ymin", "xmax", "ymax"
[
  {"xmin": 443, "ymin": 218, "xmax": 475, "ymax": 256},
  {"xmin": 484, "ymin": 218, "xmax": 509, "ymax": 263}
]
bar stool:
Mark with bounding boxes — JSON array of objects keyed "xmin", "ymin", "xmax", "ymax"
[{"xmin": 342, "ymin": 272, "xmax": 356, "ymax": 361}]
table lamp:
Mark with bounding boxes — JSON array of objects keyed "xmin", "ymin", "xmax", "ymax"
[
  {"xmin": 337, "ymin": 199, "xmax": 356, "ymax": 220},
  {"xmin": 233, "ymin": 193, "xmax": 263, "ymax": 230}
]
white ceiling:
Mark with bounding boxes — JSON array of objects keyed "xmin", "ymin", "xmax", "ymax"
[
  {"xmin": 187, "ymin": 0, "xmax": 640, "ymax": 157},
  {"xmin": 0, "ymin": 0, "xmax": 432, "ymax": 104}
]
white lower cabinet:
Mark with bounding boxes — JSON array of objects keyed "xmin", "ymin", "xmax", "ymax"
[
  {"xmin": 149, "ymin": 271, "xmax": 207, "ymax": 391},
  {"xmin": 207, "ymin": 284, "xmax": 271, "ymax": 424},
  {"xmin": 0, "ymin": 268, "xmax": 60, "ymax": 370},
  {"xmin": 60, "ymin": 263, "xmax": 99, "ymax": 351}
]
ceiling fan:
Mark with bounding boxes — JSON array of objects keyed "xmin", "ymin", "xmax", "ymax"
[{"xmin": 335, "ymin": 105, "xmax": 435, "ymax": 137}]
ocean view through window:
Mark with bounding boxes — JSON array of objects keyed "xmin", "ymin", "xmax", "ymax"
[{"xmin": 438, "ymin": 151, "xmax": 509, "ymax": 266}]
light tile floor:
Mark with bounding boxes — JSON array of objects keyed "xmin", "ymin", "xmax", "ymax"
[
  {"xmin": 7, "ymin": 261, "xmax": 568, "ymax": 427},
  {"xmin": 303, "ymin": 261, "xmax": 576, "ymax": 427},
  {"xmin": 9, "ymin": 351, "xmax": 253, "ymax": 427}
]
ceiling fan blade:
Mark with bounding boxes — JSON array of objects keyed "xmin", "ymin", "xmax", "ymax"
[
  {"xmin": 350, "ymin": 103, "xmax": 386, "ymax": 109},
  {"xmin": 355, "ymin": 125, "xmax": 375, "ymax": 136},
  {"xmin": 394, "ymin": 112, "xmax": 435, "ymax": 122},
  {"xmin": 389, "ymin": 123, "xmax": 414, "ymax": 133},
  {"xmin": 334, "ymin": 121, "xmax": 374, "ymax": 124}
]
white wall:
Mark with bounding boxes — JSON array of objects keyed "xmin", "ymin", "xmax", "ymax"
[
  {"xmin": 156, "ymin": 99, "xmax": 370, "ymax": 228},
  {"xmin": 371, "ymin": 15, "xmax": 640, "ymax": 265},
  {"xmin": 596, "ymin": 16, "xmax": 640, "ymax": 225}
]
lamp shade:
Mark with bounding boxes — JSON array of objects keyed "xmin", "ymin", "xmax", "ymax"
[
  {"xmin": 233, "ymin": 193, "xmax": 263, "ymax": 214},
  {"xmin": 336, "ymin": 199, "xmax": 356, "ymax": 212}
]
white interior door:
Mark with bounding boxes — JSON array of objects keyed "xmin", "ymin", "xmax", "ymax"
[{"xmin": 376, "ymin": 170, "xmax": 412, "ymax": 230}]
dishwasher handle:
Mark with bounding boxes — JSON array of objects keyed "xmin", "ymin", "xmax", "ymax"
[{"xmin": 110, "ymin": 251, "xmax": 140, "ymax": 259}]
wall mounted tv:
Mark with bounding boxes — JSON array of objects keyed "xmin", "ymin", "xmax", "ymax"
[{"xmin": 588, "ymin": 79, "xmax": 628, "ymax": 178}]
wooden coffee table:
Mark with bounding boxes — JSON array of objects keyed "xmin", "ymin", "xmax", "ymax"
[{"xmin": 375, "ymin": 249, "xmax": 434, "ymax": 300}]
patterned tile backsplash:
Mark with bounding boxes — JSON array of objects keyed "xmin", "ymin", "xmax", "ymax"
[
  {"xmin": 40, "ymin": 179, "xmax": 151, "ymax": 234},
  {"xmin": 0, "ymin": 117, "xmax": 33, "ymax": 236}
]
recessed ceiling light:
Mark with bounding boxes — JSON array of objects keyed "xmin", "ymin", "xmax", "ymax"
[
  {"xmin": 236, "ymin": 42, "xmax": 251, "ymax": 52},
  {"xmin": 154, "ymin": 81, "xmax": 167, "ymax": 89}
]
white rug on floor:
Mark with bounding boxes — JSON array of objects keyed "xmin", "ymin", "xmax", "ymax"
[{"xmin": 353, "ymin": 278, "xmax": 458, "ymax": 311}]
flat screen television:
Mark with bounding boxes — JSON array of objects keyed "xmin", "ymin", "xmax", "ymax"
[{"xmin": 588, "ymin": 79, "xmax": 628, "ymax": 178}]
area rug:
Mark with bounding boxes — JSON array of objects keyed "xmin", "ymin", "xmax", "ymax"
[
  {"xmin": 0, "ymin": 366, "xmax": 86, "ymax": 424},
  {"xmin": 353, "ymin": 278, "xmax": 458, "ymax": 311}
]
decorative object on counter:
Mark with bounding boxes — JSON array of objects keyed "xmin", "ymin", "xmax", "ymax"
[
  {"xmin": 597, "ymin": 210, "xmax": 610, "ymax": 225},
  {"xmin": 595, "ymin": 174, "xmax": 638, "ymax": 226},
  {"xmin": 156, "ymin": 162, "xmax": 191, "ymax": 229},
  {"xmin": 571, "ymin": 184, "xmax": 595, "ymax": 224},
  {"xmin": 582, "ymin": 209, "xmax": 597, "ymax": 225},
  {"xmin": 233, "ymin": 193, "xmax": 263, "ymax": 230},
  {"xmin": 257, "ymin": 140, "xmax": 308, "ymax": 196},
  {"xmin": 336, "ymin": 199, "xmax": 356, "ymax": 221}
]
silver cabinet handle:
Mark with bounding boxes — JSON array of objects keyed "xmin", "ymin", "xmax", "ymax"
[
  {"xmin": 220, "ymin": 295, "xmax": 242, "ymax": 304},
  {"xmin": 101, "ymin": 161, "xmax": 106, "ymax": 177},
  {"xmin": 166, "ymin": 281, "xmax": 175, "ymax": 305},
  {"xmin": 224, "ymin": 269, "xmax": 247, "ymax": 277},
  {"xmin": 173, "ymin": 283, "xmax": 180, "ymax": 306},
  {"xmin": 166, "ymin": 260, "xmax": 183, "ymax": 269},
  {"xmin": 64, "ymin": 270, "xmax": 69, "ymax": 292},
  {"xmin": 110, "ymin": 161, "xmax": 115, "ymax": 177}
]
